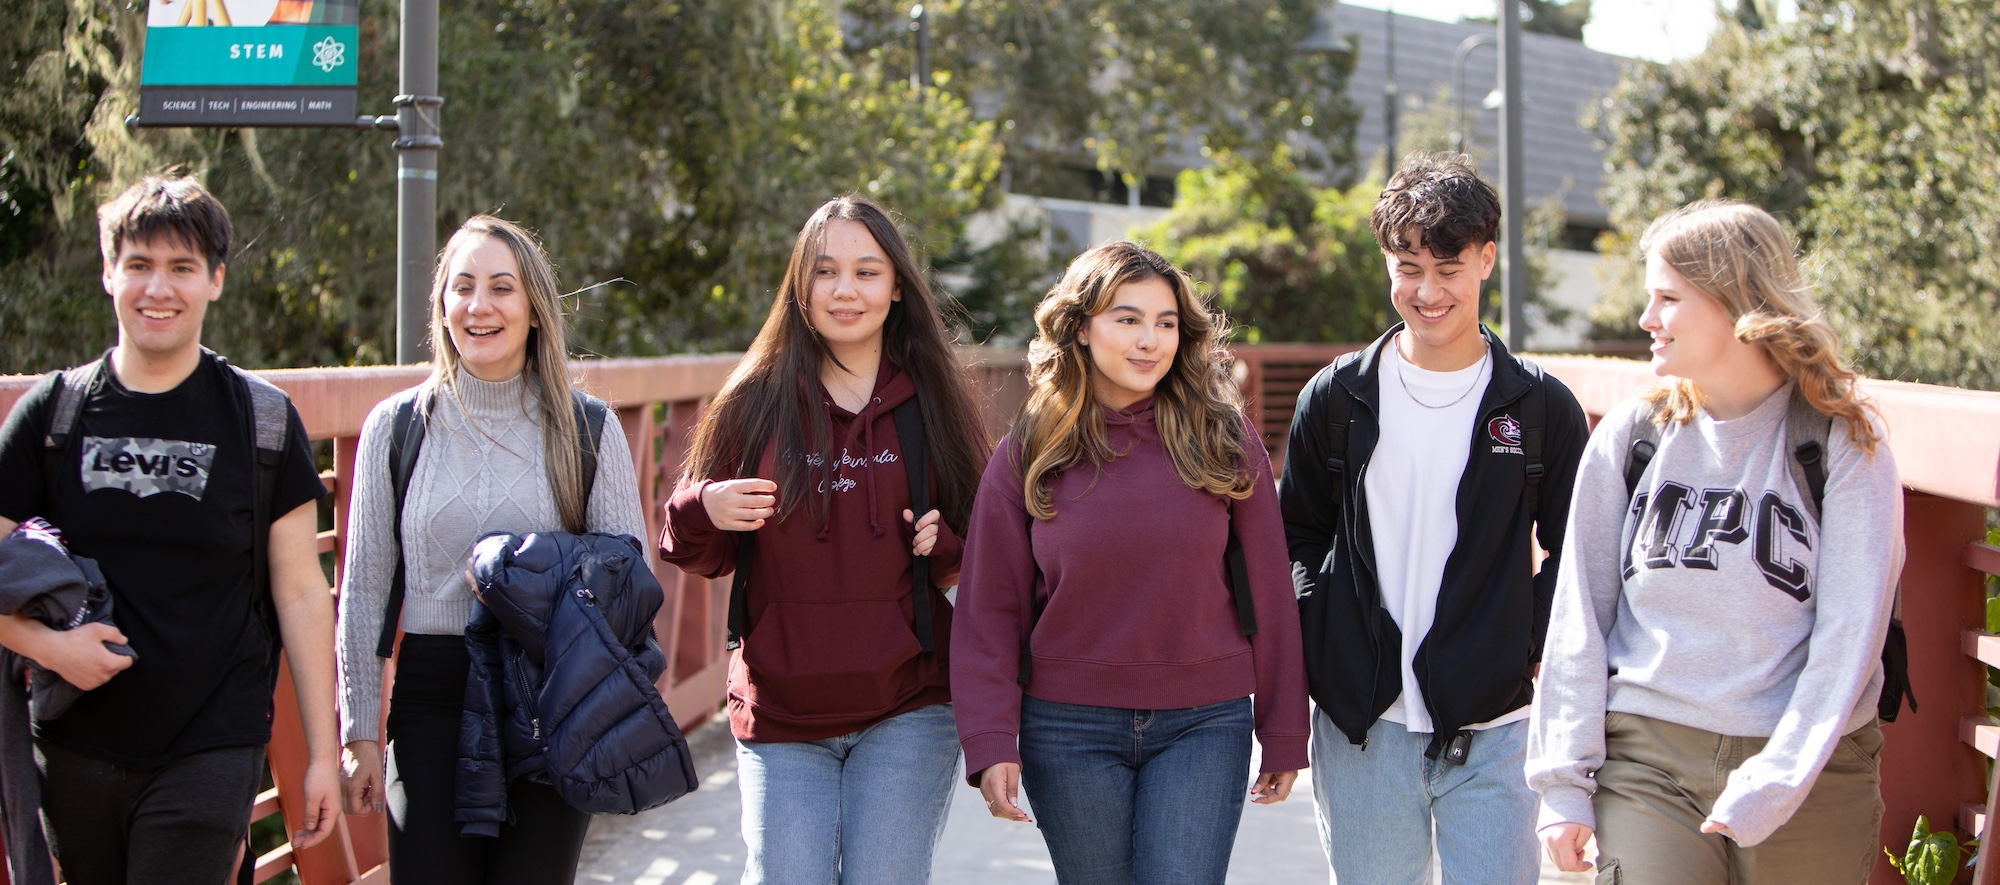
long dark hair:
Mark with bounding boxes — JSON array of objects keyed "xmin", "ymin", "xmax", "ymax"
[{"xmin": 683, "ymin": 196, "xmax": 990, "ymax": 527}]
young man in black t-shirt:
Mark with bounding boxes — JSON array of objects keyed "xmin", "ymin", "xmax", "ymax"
[{"xmin": 0, "ymin": 177, "xmax": 339, "ymax": 884}]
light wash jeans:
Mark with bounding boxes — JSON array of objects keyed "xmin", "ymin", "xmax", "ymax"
[
  {"xmin": 735, "ymin": 703, "xmax": 959, "ymax": 885},
  {"xmin": 1018, "ymin": 695, "xmax": 1254, "ymax": 885},
  {"xmin": 1310, "ymin": 710, "xmax": 1539, "ymax": 885}
]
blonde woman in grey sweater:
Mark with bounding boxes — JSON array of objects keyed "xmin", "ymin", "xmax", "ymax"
[
  {"xmin": 333, "ymin": 216, "xmax": 648, "ymax": 883},
  {"xmin": 1528, "ymin": 201, "xmax": 1902, "ymax": 885}
]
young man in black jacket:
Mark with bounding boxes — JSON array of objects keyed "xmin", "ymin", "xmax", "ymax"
[{"xmin": 1279, "ymin": 152, "xmax": 1587, "ymax": 884}]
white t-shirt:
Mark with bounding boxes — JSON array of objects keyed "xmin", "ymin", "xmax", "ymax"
[{"xmin": 1366, "ymin": 337, "xmax": 1521, "ymax": 733}]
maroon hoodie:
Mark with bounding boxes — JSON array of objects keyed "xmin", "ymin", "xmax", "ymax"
[
  {"xmin": 659, "ymin": 361, "xmax": 962, "ymax": 742},
  {"xmin": 952, "ymin": 399, "xmax": 1310, "ymax": 783}
]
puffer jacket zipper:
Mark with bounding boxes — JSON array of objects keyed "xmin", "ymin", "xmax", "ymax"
[{"xmin": 512, "ymin": 650, "xmax": 541, "ymax": 741}]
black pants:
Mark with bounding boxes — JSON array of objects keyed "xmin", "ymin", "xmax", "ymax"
[
  {"xmin": 386, "ymin": 634, "xmax": 590, "ymax": 885},
  {"xmin": 36, "ymin": 739, "xmax": 263, "ymax": 885}
]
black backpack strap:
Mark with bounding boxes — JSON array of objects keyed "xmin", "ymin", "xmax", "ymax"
[
  {"xmin": 1522, "ymin": 375, "xmax": 1548, "ymax": 520},
  {"xmin": 1322, "ymin": 373, "xmax": 1354, "ymax": 482},
  {"xmin": 1781, "ymin": 387, "xmax": 1915, "ymax": 721},
  {"xmin": 43, "ymin": 357, "xmax": 108, "ymax": 487},
  {"xmin": 1223, "ymin": 530, "xmax": 1259, "ymax": 638},
  {"xmin": 724, "ymin": 434, "xmax": 767, "ymax": 652},
  {"xmin": 572, "ymin": 390, "xmax": 608, "ymax": 515},
  {"xmin": 1782, "ymin": 387, "xmax": 1830, "ymax": 523},
  {"xmin": 1622, "ymin": 402, "xmax": 1665, "ymax": 499},
  {"xmin": 377, "ymin": 390, "xmax": 431, "ymax": 658},
  {"xmin": 892, "ymin": 398, "xmax": 936, "ymax": 653}
]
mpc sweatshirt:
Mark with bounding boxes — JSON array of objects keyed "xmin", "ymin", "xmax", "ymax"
[
  {"xmin": 1527, "ymin": 385, "xmax": 1903, "ymax": 846},
  {"xmin": 951, "ymin": 399, "xmax": 1311, "ymax": 784},
  {"xmin": 659, "ymin": 361, "xmax": 961, "ymax": 742}
]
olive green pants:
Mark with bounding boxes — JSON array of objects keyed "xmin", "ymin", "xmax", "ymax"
[{"xmin": 1591, "ymin": 712, "xmax": 1883, "ymax": 885}]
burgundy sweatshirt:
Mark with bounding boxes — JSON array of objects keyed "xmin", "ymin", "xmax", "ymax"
[
  {"xmin": 659, "ymin": 361, "xmax": 962, "ymax": 742},
  {"xmin": 952, "ymin": 399, "xmax": 1310, "ymax": 783}
]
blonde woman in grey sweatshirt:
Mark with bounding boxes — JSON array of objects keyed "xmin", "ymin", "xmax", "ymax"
[{"xmin": 1528, "ymin": 200, "xmax": 1902, "ymax": 885}]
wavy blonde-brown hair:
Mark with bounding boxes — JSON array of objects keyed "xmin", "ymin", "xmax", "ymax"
[
  {"xmin": 1014, "ymin": 241, "xmax": 1254, "ymax": 520},
  {"xmin": 426, "ymin": 215, "xmax": 593, "ymax": 533},
  {"xmin": 1638, "ymin": 200, "xmax": 1879, "ymax": 454}
]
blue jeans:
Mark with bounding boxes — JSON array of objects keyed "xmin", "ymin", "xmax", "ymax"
[
  {"xmin": 735, "ymin": 703, "xmax": 959, "ymax": 885},
  {"xmin": 1310, "ymin": 711, "xmax": 1539, "ymax": 885},
  {"xmin": 1018, "ymin": 695, "xmax": 1254, "ymax": 885}
]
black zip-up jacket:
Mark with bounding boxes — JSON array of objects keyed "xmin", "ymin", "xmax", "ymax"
[{"xmin": 1278, "ymin": 325, "xmax": 1586, "ymax": 758}]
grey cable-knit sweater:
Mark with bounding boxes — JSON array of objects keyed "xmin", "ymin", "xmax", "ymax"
[{"xmin": 335, "ymin": 370, "xmax": 648, "ymax": 745}]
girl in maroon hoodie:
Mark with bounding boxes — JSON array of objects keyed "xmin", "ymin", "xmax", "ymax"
[
  {"xmin": 953, "ymin": 241, "xmax": 1310, "ymax": 884},
  {"xmin": 658, "ymin": 196, "xmax": 989, "ymax": 884}
]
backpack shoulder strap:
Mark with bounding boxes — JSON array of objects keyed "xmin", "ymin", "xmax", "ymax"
[
  {"xmin": 1622, "ymin": 399, "xmax": 1667, "ymax": 500},
  {"xmin": 377, "ymin": 388, "xmax": 432, "ymax": 658},
  {"xmin": 37, "ymin": 358, "xmax": 104, "ymax": 531},
  {"xmin": 44, "ymin": 359, "xmax": 105, "ymax": 452},
  {"xmin": 222, "ymin": 361, "xmax": 291, "ymax": 461},
  {"xmin": 572, "ymin": 390, "xmax": 609, "ymax": 509},
  {"xmin": 1521, "ymin": 366, "xmax": 1548, "ymax": 520},
  {"xmin": 217, "ymin": 358, "xmax": 291, "ymax": 638},
  {"xmin": 891, "ymin": 397, "xmax": 936, "ymax": 653},
  {"xmin": 1320, "ymin": 358, "xmax": 1358, "ymax": 480},
  {"xmin": 724, "ymin": 431, "xmax": 768, "ymax": 652},
  {"xmin": 1223, "ymin": 525, "xmax": 1259, "ymax": 638},
  {"xmin": 1783, "ymin": 386, "xmax": 1831, "ymax": 524}
]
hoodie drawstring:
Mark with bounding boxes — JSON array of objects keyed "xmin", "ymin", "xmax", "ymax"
[{"xmin": 817, "ymin": 395, "xmax": 887, "ymax": 540}]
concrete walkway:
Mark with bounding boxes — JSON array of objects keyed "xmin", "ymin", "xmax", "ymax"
[{"xmin": 576, "ymin": 718, "xmax": 1592, "ymax": 884}]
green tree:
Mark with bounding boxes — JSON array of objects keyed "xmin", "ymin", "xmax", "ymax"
[
  {"xmin": 838, "ymin": 0, "xmax": 1362, "ymax": 184},
  {"xmin": 1133, "ymin": 149, "xmax": 1388, "ymax": 344},
  {"xmin": 0, "ymin": 0, "xmax": 1355, "ymax": 372},
  {"xmin": 1587, "ymin": 0, "xmax": 2000, "ymax": 389},
  {"xmin": 0, "ymin": 0, "xmax": 1002, "ymax": 372}
]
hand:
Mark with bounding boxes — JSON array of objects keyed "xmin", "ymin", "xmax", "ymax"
[
  {"xmin": 1249, "ymin": 770, "xmax": 1297, "ymax": 805},
  {"xmin": 340, "ymin": 741, "xmax": 385, "ymax": 816},
  {"xmin": 1699, "ymin": 820, "xmax": 1737, "ymax": 840},
  {"xmin": 978, "ymin": 763, "xmax": 1032, "ymax": 823},
  {"xmin": 293, "ymin": 755, "xmax": 340, "ymax": 849},
  {"xmin": 37, "ymin": 621, "xmax": 133, "ymax": 691},
  {"xmin": 904, "ymin": 508, "xmax": 943, "ymax": 557},
  {"xmin": 702, "ymin": 478, "xmax": 778, "ymax": 531},
  {"xmin": 1540, "ymin": 822, "xmax": 1594, "ymax": 872}
]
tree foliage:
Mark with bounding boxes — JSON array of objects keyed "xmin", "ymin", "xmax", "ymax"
[
  {"xmin": 1587, "ymin": 0, "xmax": 2000, "ymax": 389},
  {"xmin": 840, "ymin": 0, "xmax": 1361, "ymax": 184},
  {"xmin": 1133, "ymin": 149, "xmax": 1388, "ymax": 345},
  {"xmin": 0, "ymin": 0, "xmax": 1349, "ymax": 373},
  {"xmin": 1134, "ymin": 86, "xmax": 1573, "ymax": 347}
]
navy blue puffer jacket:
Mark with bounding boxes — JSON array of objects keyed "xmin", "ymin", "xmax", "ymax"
[{"xmin": 457, "ymin": 531, "xmax": 698, "ymax": 836}]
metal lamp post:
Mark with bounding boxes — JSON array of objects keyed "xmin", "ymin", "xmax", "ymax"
[{"xmin": 1497, "ymin": 0, "xmax": 1526, "ymax": 352}]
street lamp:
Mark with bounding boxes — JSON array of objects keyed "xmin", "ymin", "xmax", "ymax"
[{"xmin": 1451, "ymin": 34, "xmax": 1496, "ymax": 156}]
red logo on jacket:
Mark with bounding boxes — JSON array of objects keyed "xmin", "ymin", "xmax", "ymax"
[{"xmin": 1487, "ymin": 415, "xmax": 1524, "ymax": 447}]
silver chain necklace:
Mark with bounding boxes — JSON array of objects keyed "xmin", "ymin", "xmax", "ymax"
[{"xmin": 1396, "ymin": 346, "xmax": 1489, "ymax": 410}]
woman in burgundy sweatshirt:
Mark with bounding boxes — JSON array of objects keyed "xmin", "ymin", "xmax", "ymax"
[
  {"xmin": 953, "ymin": 241, "xmax": 1310, "ymax": 884},
  {"xmin": 658, "ymin": 197, "xmax": 990, "ymax": 884}
]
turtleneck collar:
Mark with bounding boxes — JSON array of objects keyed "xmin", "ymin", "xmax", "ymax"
[{"xmin": 450, "ymin": 366, "xmax": 535, "ymax": 419}]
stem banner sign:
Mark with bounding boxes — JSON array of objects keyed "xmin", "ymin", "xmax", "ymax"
[{"xmin": 138, "ymin": 0, "xmax": 360, "ymax": 127}]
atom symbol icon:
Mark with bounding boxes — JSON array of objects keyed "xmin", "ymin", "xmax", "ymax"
[{"xmin": 312, "ymin": 36, "xmax": 346, "ymax": 73}]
